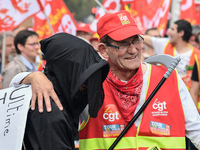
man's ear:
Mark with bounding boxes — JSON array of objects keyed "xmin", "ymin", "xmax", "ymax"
[
  {"xmin": 98, "ymin": 43, "xmax": 109, "ymax": 60},
  {"xmin": 179, "ymin": 30, "xmax": 184, "ymax": 37}
]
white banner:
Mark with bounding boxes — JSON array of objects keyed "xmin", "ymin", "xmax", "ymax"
[
  {"xmin": 0, "ymin": 0, "xmax": 42, "ymax": 32},
  {"xmin": 0, "ymin": 85, "xmax": 32, "ymax": 150}
]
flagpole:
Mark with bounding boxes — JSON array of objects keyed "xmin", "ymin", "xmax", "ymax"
[
  {"xmin": 43, "ymin": 10, "xmax": 54, "ymax": 35},
  {"xmin": 1, "ymin": 32, "xmax": 6, "ymax": 73},
  {"xmin": 94, "ymin": 0, "xmax": 109, "ymax": 13},
  {"xmin": 37, "ymin": 0, "xmax": 54, "ymax": 35}
]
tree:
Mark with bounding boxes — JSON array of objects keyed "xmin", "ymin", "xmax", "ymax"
[{"xmin": 63, "ymin": 0, "xmax": 103, "ymax": 23}]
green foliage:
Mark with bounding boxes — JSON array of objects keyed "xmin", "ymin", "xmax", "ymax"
[{"xmin": 63, "ymin": 0, "xmax": 104, "ymax": 23}]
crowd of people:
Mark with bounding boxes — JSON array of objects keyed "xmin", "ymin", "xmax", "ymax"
[{"xmin": 1, "ymin": 10, "xmax": 200, "ymax": 150}]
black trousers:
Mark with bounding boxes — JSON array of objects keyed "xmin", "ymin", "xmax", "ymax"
[{"xmin": 23, "ymin": 101, "xmax": 75, "ymax": 150}]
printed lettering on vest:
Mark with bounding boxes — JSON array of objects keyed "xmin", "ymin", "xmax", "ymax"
[
  {"xmin": 102, "ymin": 104, "xmax": 124, "ymax": 137},
  {"xmin": 152, "ymin": 98, "xmax": 168, "ymax": 116},
  {"xmin": 150, "ymin": 121, "xmax": 171, "ymax": 136},
  {"xmin": 103, "ymin": 104, "xmax": 121, "ymax": 122}
]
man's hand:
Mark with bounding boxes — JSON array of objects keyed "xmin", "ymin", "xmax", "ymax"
[{"xmin": 21, "ymin": 71, "xmax": 63, "ymax": 113}]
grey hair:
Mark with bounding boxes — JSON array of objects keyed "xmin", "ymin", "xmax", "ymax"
[{"xmin": 0, "ymin": 31, "xmax": 15, "ymax": 49}]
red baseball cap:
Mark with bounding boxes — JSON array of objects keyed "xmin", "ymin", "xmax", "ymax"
[
  {"xmin": 97, "ymin": 10, "xmax": 144, "ymax": 41},
  {"xmin": 77, "ymin": 23, "xmax": 91, "ymax": 33}
]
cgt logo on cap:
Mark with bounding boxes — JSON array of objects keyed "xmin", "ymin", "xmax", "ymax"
[{"xmin": 118, "ymin": 13, "xmax": 130, "ymax": 25}]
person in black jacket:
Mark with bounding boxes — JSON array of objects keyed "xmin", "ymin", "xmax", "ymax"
[{"xmin": 21, "ymin": 33, "xmax": 109, "ymax": 149}]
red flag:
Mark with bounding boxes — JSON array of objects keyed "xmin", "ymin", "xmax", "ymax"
[
  {"xmin": 180, "ymin": 0, "xmax": 197, "ymax": 25},
  {"xmin": 33, "ymin": 0, "xmax": 77, "ymax": 40},
  {"xmin": 129, "ymin": 0, "xmax": 146, "ymax": 33},
  {"xmin": 0, "ymin": 0, "xmax": 42, "ymax": 32},
  {"xmin": 130, "ymin": 0, "xmax": 171, "ymax": 36},
  {"xmin": 90, "ymin": 0, "xmax": 121, "ymax": 33}
]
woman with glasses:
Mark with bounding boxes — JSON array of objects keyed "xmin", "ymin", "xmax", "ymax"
[{"xmin": 2, "ymin": 30, "xmax": 40, "ymax": 88}]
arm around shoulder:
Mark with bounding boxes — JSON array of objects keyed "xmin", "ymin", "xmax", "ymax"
[
  {"xmin": 20, "ymin": 71, "xmax": 63, "ymax": 113},
  {"xmin": 9, "ymin": 72, "xmax": 32, "ymax": 87}
]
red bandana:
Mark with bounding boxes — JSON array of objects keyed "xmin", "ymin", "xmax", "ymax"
[{"xmin": 106, "ymin": 65, "xmax": 143, "ymax": 122}]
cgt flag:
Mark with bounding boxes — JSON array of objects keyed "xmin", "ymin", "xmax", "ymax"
[
  {"xmin": 33, "ymin": 0, "xmax": 77, "ymax": 40},
  {"xmin": 0, "ymin": 0, "xmax": 42, "ymax": 32}
]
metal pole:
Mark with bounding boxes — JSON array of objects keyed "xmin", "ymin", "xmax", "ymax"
[
  {"xmin": 1, "ymin": 32, "xmax": 6, "ymax": 73},
  {"xmin": 43, "ymin": 10, "xmax": 54, "ymax": 35},
  {"xmin": 37, "ymin": 0, "xmax": 54, "ymax": 35},
  {"xmin": 108, "ymin": 56, "xmax": 181, "ymax": 150},
  {"xmin": 94, "ymin": 0, "xmax": 109, "ymax": 13}
]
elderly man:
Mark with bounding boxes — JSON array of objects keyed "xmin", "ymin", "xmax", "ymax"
[{"xmin": 10, "ymin": 10, "xmax": 200, "ymax": 150}]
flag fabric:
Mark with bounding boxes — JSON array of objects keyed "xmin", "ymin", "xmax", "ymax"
[
  {"xmin": 130, "ymin": 0, "xmax": 171, "ymax": 36},
  {"xmin": 0, "ymin": 0, "xmax": 42, "ymax": 32},
  {"xmin": 90, "ymin": 0, "xmax": 121, "ymax": 33},
  {"xmin": 33, "ymin": 0, "xmax": 77, "ymax": 40},
  {"xmin": 120, "ymin": 0, "xmax": 134, "ymax": 5},
  {"xmin": 129, "ymin": 0, "xmax": 146, "ymax": 33},
  {"xmin": 180, "ymin": 0, "xmax": 197, "ymax": 25}
]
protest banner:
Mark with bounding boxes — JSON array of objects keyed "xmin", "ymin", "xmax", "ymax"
[{"xmin": 0, "ymin": 85, "xmax": 32, "ymax": 150}]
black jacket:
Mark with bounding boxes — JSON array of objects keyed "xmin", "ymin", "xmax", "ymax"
[{"xmin": 24, "ymin": 33, "xmax": 109, "ymax": 150}]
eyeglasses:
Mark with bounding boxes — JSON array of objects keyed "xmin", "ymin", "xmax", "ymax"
[
  {"xmin": 26, "ymin": 42, "xmax": 40, "ymax": 47},
  {"xmin": 106, "ymin": 35, "xmax": 144, "ymax": 50}
]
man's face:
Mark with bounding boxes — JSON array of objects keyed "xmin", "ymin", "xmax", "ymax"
[
  {"xmin": 1, "ymin": 36, "xmax": 15, "ymax": 58},
  {"xmin": 147, "ymin": 29, "xmax": 161, "ymax": 37},
  {"xmin": 189, "ymin": 35, "xmax": 196, "ymax": 46},
  {"xmin": 106, "ymin": 35, "xmax": 142, "ymax": 73},
  {"xmin": 77, "ymin": 31, "xmax": 92, "ymax": 41},
  {"xmin": 90, "ymin": 40, "xmax": 99, "ymax": 51},
  {"xmin": 168, "ymin": 24, "xmax": 179, "ymax": 44},
  {"xmin": 189, "ymin": 34, "xmax": 199, "ymax": 48}
]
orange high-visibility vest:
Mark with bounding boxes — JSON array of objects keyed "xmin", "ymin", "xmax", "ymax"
[
  {"xmin": 79, "ymin": 64, "xmax": 186, "ymax": 150},
  {"xmin": 164, "ymin": 42, "xmax": 200, "ymax": 113}
]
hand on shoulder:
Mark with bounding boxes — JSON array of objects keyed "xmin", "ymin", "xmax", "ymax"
[{"xmin": 22, "ymin": 71, "xmax": 63, "ymax": 113}]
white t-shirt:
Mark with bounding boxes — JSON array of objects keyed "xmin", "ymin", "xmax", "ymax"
[{"xmin": 152, "ymin": 37, "xmax": 192, "ymax": 78}]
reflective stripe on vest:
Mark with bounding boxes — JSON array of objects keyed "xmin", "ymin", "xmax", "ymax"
[
  {"xmin": 79, "ymin": 136, "xmax": 185, "ymax": 150},
  {"xmin": 79, "ymin": 137, "xmax": 137, "ymax": 149},
  {"xmin": 163, "ymin": 41, "xmax": 175, "ymax": 56},
  {"xmin": 137, "ymin": 136, "xmax": 185, "ymax": 149}
]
